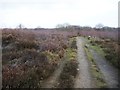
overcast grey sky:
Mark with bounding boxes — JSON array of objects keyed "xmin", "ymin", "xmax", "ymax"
[{"xmin": 0, "ymin": 0, "xmax": 119, "ymax": 28}]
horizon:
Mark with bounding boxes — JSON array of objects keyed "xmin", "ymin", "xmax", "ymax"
[{"xmin": 0, "ymin": 0, "xmax": 119, "ymax": 28}]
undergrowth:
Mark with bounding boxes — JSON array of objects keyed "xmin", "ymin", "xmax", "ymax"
[
  {"xmin": 84, "ymin": 46, "xmax": 107, "ymax": 88},
  {"xmin": 2, "ymin": 29, "xmax": 71, "ymax": 88},
  {"xmin": 58, "ymin": 37, "xmax": 78, "ymax": 88},
  {"xmin": 87, "ymin": 36, "xmax": 120, "ymax": 69},
  {"xmin": 84, "ymin": 37, "xmax": 107, "ymax": 88}
]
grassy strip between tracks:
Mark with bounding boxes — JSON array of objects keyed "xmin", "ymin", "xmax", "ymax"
[{"xmin": 84, "ymin": 44, "xmax": 107, "ymax": 88}]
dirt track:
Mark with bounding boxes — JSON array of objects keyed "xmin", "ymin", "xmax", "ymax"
[
  {"xmin": 89, "ymin": 49, "xmax": 119, "ymax": 88},
  {"xmin": 41, "ymin": 37, "xmax": 119, "ymax": 88},
  {"xmin": 40, "ymin": 59, "xmax": 67, "ymax": 88},
  {"xmin": 74, "ymin": 37, "xmax": 95, "ymax": 88}
]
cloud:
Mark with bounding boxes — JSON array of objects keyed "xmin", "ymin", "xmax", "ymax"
[{"xmin": 0, "ymin": 0, "xmax": 119, "ymax": 28}]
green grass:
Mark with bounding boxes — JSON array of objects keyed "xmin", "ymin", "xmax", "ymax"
[
  {"xmin": 85, "ymin": 37, "xmax": 106, "ymax": 57},
  {"xmin": 84, "ymin": 46, "xmax": 107, "ymax": 88},
  {"xmin": 66, "ymin": 37, "xmax": 77, "ymax": 61},
  {"xmin": 85, "ymin": 37, "xmax": 120, "ymax": 69},
  {"xmin": 90, "ymin": 45, "xmax": 106, "ymax": 57},
  {"xmin": 69, "ymin": 37, "xmax": 77, "ymax": 49},
  {"xmin": 66, "ymin": 48, "xmax": 77, "ymax": 61},
  {"xmin": 84, "ymin": 37, "xmax": 107, "ymax": 88},
  {"xmin": 82, "ymin": 37, "xmax": 107, "ymax": 88}
]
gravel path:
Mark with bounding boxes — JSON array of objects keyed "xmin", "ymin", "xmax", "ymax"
[
  {"xmin": 89, "ymin": 48, "xmax": 119, "ymax": 88},
  {"xmin": 40, "ymin": 37, "xmax": 119, "ymax": 88},
  {"xmin": 74, "ymin": 37, "xmax": 94, "ymax": 88}
]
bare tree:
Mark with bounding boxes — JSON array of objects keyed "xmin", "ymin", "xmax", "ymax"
[
  {"xmin": 56, "ymin": 24, "xmax": 64, "ymax": 28},
  {"xmin": 63, "ymin": 23, "xmax": 70, "ymax": 28},
  {"xmin": 95, "ymin": 23, "xmax": 104, "ymax": 29},
  {"xmin": 18, "ymin": 24, "xmax": 24, "ymax": 29}
]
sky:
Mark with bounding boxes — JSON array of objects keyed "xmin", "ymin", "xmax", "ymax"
[{"xmin": 0, "ymin": 0, "xmax": 119, "ymax": 28}]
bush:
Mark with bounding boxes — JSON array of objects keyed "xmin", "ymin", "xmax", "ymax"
[
  {"xmin": 70, "ymin": 40, "xmax": 77, "ymax": 49},
  {"xmin": 2, "ymin": 29, "xmax": 72, "ymax": 88},
  {"xmin": 92, "ymin": 38, "xmax": 120, "ymax": 69},
  {"xmin": 15, "ymin": 39, "xmax": 38, "ymax": 49},
  {"xmin": 58, "ymin": 60, "xmax": 78, "ymax": 88},
  {"xmin": 2, "ymin": 34, "xmax": 17, "ymax": 47}
]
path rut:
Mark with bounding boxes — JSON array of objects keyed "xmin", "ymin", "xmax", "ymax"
[
  {"xmin": 74, "ymin": 37, "xmax": 94, "ymax": 88},
  {"xmin": 89, "ymin": 49, "xmax": 119, "ymax": 88},
  {"xmin": 40, "ymin": 58, "xmax": 67, "ymax": 88}
]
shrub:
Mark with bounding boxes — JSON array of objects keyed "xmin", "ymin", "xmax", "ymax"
[
  {"xmin": 58, "ymin": 60, "xmax": 78, "ymax": 88},
  {"xmin": 15, "ymin": 39, "xmax": 38, "ymax": 49},
  {"xmin": 2, "ymin": 29, "xmax": 72, "ymax": 88},
  {"xmin": 70, "ymin": 40, "xmax": 77, "ymax": 49}
]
